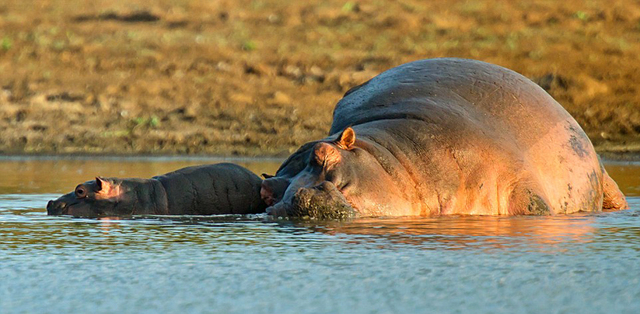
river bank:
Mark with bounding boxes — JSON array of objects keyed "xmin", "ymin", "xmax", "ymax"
[{"xmin": 2, "ymin": 0, "xmax": 640, "ymax": 157}]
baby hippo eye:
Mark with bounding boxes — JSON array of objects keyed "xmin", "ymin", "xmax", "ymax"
[{"xmin": 75, "ymin": 186, "xmax": 87, "ymax": 198}]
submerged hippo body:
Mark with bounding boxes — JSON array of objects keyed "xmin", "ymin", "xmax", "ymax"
[
  {"xmin": 263, "ymin": 58, "xmax": 628, "ymax": 218},
  {"xmin": 47, "ymin": 163, "xmax": 266, "ymax": 217}
]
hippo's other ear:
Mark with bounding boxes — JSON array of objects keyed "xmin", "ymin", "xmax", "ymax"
[
  {"xmin": 335, "ymin": 127, "xmax": 356, "ymax": 150},
  {"xmin": 262, "ymin": 173, "xmax": 275, "ymax": 179},
  {"xmin": 314, "ymin": 142, "xmax": 342, "ymax": 170}
]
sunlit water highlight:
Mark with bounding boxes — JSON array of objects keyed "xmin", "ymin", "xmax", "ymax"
[{"xmin": 1, "ymin": 158, "xmax": 639, "ymax": 314}]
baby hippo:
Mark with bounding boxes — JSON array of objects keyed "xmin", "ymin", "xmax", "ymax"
[{"xmin": 47, "ymin": 163, "xmax": 266, "ymax": 217}]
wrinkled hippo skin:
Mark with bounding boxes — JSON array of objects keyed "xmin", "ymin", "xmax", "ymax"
[
  {"xmin": 262, "ymin": 58, "xmax": 628, "ymax": 218},
  {"xmin": 47, "ymin": 163, "xmax": 266, "ymax": 217}
]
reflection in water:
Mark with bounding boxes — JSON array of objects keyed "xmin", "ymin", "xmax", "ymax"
[
  {"xmin": 1, "ymin": 158, "xmax": 640, "ymax": 313},
  {"xmin": 296, "ymin": 215, "xmax": 598, "ymax": 251},
  {"xmin": 1, "ymin": 200, "xmax": 632, "ymax": 254}
]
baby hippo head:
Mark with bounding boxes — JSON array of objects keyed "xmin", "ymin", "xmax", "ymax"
[{"xmin": 47, "ymin": 177, "xmax": 151, "ymax": 217}]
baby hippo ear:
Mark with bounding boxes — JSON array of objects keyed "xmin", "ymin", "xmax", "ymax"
[
  {"xmin": 94, "ymin": 177, "xmax": 121, "ymax": 199},
  {"xmin": 335, "ymin": 127, "xmax": 356, "ymax": 150},
  {"xmin": 95, "ymin": 177, "xmax": 107, "ymax": 191}
]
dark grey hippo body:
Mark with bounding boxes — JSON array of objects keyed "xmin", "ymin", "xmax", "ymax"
[
  {"xmin": 262, "ymin": 58, "xmax": 627, "ymax": 218},
  {"xmin": 47, "ymin": 163, "xmax": 266, "ymax": 217}
]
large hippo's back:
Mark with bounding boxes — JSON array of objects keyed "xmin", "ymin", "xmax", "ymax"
[
  {"xmin": 331, "ymin": 59, "xmax": 572, "ymax": 146},
  {"xmin": 330, "ymin": 58, "xmax": 604, "ymax": 213}
]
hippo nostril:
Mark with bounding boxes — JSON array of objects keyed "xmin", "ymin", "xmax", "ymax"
[{"xmin": 46, "ymin": 200, "xmax": 53, "ymax": 209}]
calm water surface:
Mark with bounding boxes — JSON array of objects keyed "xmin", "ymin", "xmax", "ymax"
[{"xmin": 1, "ymin": 157, "xmax": 640, "ymax": 314}]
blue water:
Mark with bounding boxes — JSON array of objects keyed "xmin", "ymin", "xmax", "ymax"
[{"xmin": 1, "ymin": 158, "xmax": 639, "ymax": 314}]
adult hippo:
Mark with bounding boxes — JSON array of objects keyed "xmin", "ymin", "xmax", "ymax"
[
  {"xmin": 262, "ymin": 58, "xmax": 628, "ymax": 218},
  {"xmin": 47, "ymin": 163, "xmax": 266, "ymax": 217}
]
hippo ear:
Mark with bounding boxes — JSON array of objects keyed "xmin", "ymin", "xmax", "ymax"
[
  {"xmin": 94, "ymin": 177, "xmax": 121, "ymax": 200},
  {"xmin": 335, "ymin": 127, "xmax": 356, "ymax": 150},
  {"xmin": 262, "ymin": 173, "xmax": 275, "ymax": 179},
  {"xmin": 314, "ymin": 142, "xmax": 341, "ymax": 169},
  {"xmin": 95, "ymin": 177, "xmax": 106, "ymax": 191}
]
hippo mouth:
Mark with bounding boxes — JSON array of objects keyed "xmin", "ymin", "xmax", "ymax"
[{"xmin": 267, "ymin": 181, "xmax": 356, "ymax": 219}]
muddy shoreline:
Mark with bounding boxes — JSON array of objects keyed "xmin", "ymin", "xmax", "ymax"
[{"xmin": 2, "ymin": 1, "xmax": 640, "ymax": 157}]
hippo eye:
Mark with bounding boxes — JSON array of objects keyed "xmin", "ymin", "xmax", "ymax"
[{"xmin": 75, "ymin": 186, "xmax": 87, "ymax": 198}]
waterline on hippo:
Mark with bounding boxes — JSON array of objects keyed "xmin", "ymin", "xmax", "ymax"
[{"xmin": 261, "ymin": 58, "xmax": 628, "ymax": 218}]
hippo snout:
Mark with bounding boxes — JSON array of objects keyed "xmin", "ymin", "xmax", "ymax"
[
  {"xmin": 291, "ymin": 182, "xmax": 355, "ymax": 219},
  {"xmin": 47, "ymin": 199, "xmax": 66, "ymax": 215},
  {"xmin": 267, "ymin": 181, "xmax": 356, "ymax": 219}
]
